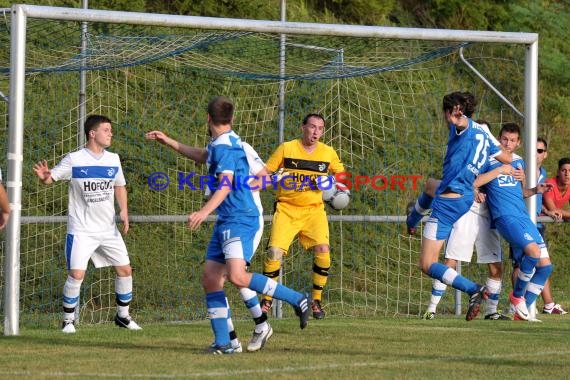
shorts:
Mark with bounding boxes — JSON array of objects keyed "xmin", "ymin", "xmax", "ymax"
[
  {"xmin": 495, "ymin": 216, "xmax": 549, "ymax": 267},
  {"xmin": 445, "ymin": 208, "xmax": 502, "ymax": 264},
  {"xmin": 268, "ymin": 201, "xmax": 329, "ymax": 252},
  {"xmin": 423, "ymin": 195, "xmax": 473, "ymax": 241},
  {"xmin": 65, "ymin": 230, "xmax": 130, "ymax": 270},
  {"xmin": 206, "ymin": 216, "xmax": 261, "ymax": 265},
  {"xmin": 510, "ymin": 223, "xmax": 546, "ymax": 267}
]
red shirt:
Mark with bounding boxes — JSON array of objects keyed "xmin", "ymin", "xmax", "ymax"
[{"xmin": 543, "ymin": 177, "xmax": 570, "ymax": 208}]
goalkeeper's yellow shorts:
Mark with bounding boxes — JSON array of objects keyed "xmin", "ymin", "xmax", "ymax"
[{"xmin": 268, "ymin": 201, "xmax": 329, "ymax": 252}]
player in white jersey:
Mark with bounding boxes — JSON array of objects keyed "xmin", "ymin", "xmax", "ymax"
[
  {"xmin": 145, "ymin": 129, "xmax": 273, "ymax": 352},
  {"xmin": 0, "ymin": 168, "xmax": 10, "ymax": 229},
  {"xmin": 33, "ymin": 115, "xmax": 141, "ymax": 333}
]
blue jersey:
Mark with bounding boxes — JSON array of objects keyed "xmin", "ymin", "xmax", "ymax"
[
  {"xmin": 437, "ymin": 119, "xmax": 501, "ymax": 198},
  {"xmin": 206, "ymin": 130, "xmax": 259, "ymax": 218},
  {"xmin": 482, "ymin": 153, "xmax": 528, "ymax": 220}
]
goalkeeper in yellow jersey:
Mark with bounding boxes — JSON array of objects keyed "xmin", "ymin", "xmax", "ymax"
[{"xmin": 261, "ymin": 113, "xmax": 345, "ymax": 319}]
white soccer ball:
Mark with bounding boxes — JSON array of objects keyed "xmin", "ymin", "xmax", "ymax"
[{"xmin": 320, "ymin": 176, "xmax": 350, "ymax": 211}]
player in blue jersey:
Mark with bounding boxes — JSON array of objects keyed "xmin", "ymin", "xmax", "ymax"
[
  {"xmin": 418, "ymin": 92, "xmax": 512, "ymax": 321},
  {"xmin": 145, "ymin": 129, "xmax": 274, "ymax": 352},
  {"xmin": 474, "ymin": 123, "xmax": 553, "ymax": 321},
  {"xmin": 33, "ymin": 115, "xmax": 142, "ymax": 333},
  {"xmin": 188, "ymin": 96, "xmax": 309, "ymax": 354}
]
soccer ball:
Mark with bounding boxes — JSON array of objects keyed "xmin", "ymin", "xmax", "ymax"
[{"xmin": 320, "ymin": 176, "xmax": 350, "ymax": 211}]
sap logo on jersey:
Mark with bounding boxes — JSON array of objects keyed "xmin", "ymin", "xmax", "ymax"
[
  {"xmin": 83, "ymin": 181, "xmax": 113, "ymax": 192},
  {"xmin": 497, "ymin": 174, "xmax": 518, "ymax": 187}
]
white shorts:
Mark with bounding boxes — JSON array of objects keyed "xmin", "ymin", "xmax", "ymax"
[
  {"xmin": 444, "ymin": 209, "xmax": 502, "ymax": 264},
  {"xmin": 65, "ymin": 230, "xmax": 130, "ymax": 270}
]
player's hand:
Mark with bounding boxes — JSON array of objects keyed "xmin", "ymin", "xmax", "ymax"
[
  {"xmin": 33, "ymin": 160, "xmax": 51, "ymax": 182},
  {"xmin": 145, "ymin": 130, "xmax": 169, "ymax": 144},
  {"xmin": 512, "ymin": 167, "xmax": 525, "ymax": 182},
  {"xmin": 188, "ymin": 209, "xmax": 208, "ymax": 230},
  {"xmin": 474, "ymin": 190, "xmax": 486, "ymax": 203},
  {"xmin": 536, "ymin": 183, "xmax": 553, "ymax": 194},
  {"xmin": 0, "ymin": 211, "xmax": 9, "ymax": 229},
  {"xmin": 499, "ymin": 164, "xmax": 514, "ymax": 176},
  {"xmin": 119, "ymin": 209, "xmax": 129, "ymax": 234},
  {"xmin": 271, "ymin": 168, "xmax": 290, "ymax": 182}
]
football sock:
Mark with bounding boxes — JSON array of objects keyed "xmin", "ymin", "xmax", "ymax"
[
  {"xmin": 262, "ymin": 257, "xmax": 281, "ymax": 302},
  {"xmin": 525, "ymin": 264, "xmax": 553, "ymax": 307},
  {"xmin": 485, "ymin": 278, "xmax": 502, "ymax": 315},
  {"xmin": 115, "ymin": 275, "xmax": 133, "ymax": 318},
  {"xmin": 239, "ymin": 288, "xmax": 268, "ymax": 333},
  {"xmin": 312, "ymin": 251, "xmax": 330, "ymax": 301},
  {"xmin": 427, "ymin": 279, "xmax": 447, "ymax": 313},
  {"xmin": 514, "ymin": 255, "xmax": 539, "ymax": 298},
  {"xmin": 62, "ymin": 275, "xmax": 82, "ymax": 320},
  {"xmin": 427, "ymin": 262, "xmax": 478, "ymax": 294},
  {"xmin": 407, "ymin": 192, "xmax": 433, "ymax": 229},
  {"xmin": 206, "ymin": 290, "xmax": 230, "ymax": 347},
  {"xmin": 249, "ymin": 273, "xmax": 303, "ymax": 306}
]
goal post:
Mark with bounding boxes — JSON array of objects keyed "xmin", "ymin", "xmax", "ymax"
[{"xmin": 4, "ymin": 4, "xmax": 538, "ymax": 335}]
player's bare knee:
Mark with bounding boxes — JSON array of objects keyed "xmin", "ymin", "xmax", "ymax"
[
  {"xmin": 267, "ymin": 246, "xmax": 285, "ymax": 260},
  {"xmin": 425, "ymin": 178, "xmax": 440, "ymax": 197},
  {"xmin": 313, "ymin": 244, "xmax": 329, "ymax": 253},
  {"xmin": 115, "ymin": 264, "xmax": 132, "ymax": 277}
]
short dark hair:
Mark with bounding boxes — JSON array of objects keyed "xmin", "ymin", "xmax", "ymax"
[
  {"xmin": 558, "ymin": 157, "xmax": 570, "ymax": 169},
  {"xmin": 537, "ymin": 136, "xmax": 548, "ymax": 150},
  {"xmin": 442, "ymin": 92, "xmax": 476, "ymax": 118},
  {"xmin": 84, "ymin": 114, "xmax": 111, "ymax": 140},
  {"xmin": 499, "ymin": 122, "xmax": 520, "ymax": 137},
  {"xmin": 302, "ymin": 113, "xmax": 325, "ymax": 127},
  {"xmin": 207, "ymin": 96, "xmax": 234, "ymax": 126}
]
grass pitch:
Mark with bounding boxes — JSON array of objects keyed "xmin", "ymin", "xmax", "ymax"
[{"xmin": 1, "ymin": 315, "xmax": 569, "ymax": 379}]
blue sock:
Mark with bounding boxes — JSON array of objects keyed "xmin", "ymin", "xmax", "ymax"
[
  {"xmin": 525, "ymin": 264, "xmax": 553, "ymax": 306},
  {"xmin": 407, "ymin": 192, "xmax": 433, "ymax": 229},
  {"xmin": 514, "ymin": 255, "xmax": 539, "ymax": 297},
  {"xmin": 206, "ymin": 291, "xmax": 230, "ymax": 347},
  {"xmin": 249, "ymin": 272, "xmax": 303, "ymax": 306},
  {"xmin": 427, "ymin": 262, "xmax": 478, "ymax": 294}
]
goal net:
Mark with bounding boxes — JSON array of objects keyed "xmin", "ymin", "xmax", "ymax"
[{"xmin": 0, "ymin": 6, "xmax": 535, "ymax": 329}]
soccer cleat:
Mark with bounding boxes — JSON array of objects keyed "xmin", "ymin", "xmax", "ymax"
[
  {"xmin": 311, "ymin": 300, "xmax": 325, "ymax": 319},
  {"xmin": 514, "ymin": 313, "xmax": 542, "ymax": 323},
  {"xmin": 246, "ymin": 324, "xmax": 273, "ymax": 352},
  {"xmin": 508, "ymin": 291, "xmax": 529, "ymax": 321},
  {"xmin": 232, "ymin": 341, "xmax": 243, "ymax": 353},
  {"xmin": 405, "ymin": 201, "xmax": 417, "ymax": 235},
  {"xmin": 543, "ymin": 304, "xmax": 568, "ymax": 315},
  {"xmin": 61, "ymin": 319, "xmax": 76, "ymax": 334},
  {"xmin": 484, "ymin": 312, "xmax": 510, "ymax": 320},
  {"xmin": 260, "ymin": 299, "xmax": 273, "ymax": 315},
  {"xmin": 114, "ymin": 314, "xmax": 143, "ymax": 330},
  {"xmin": 466, "ymin": 285, "xmax": 488, "ymax": 321},
  {"xmin": 209, "ymin": 344, "xmax": 235, "ymax": 355},
  {"xmin": 294, "ymin": 294, "xmax": 310, "ymax": 329},
  {"xmin": 422, "ymin": 311, "xmax": 435, "ymax": 320}
]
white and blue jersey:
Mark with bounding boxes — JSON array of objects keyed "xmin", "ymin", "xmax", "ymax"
[
  {"xmin": 482, "ymin": 153, "xmax": 545, "ymax": 256},
  {"xmin": 50, "ymin": 148, "xmax": 125, "ymax": 235},
  {"xmin": 425, "ymin": 119, "xmax": 501, "ymax": 241},
  {"xmin": 205, "ymin": 130, "xmax": 260, "ymax": 264}
]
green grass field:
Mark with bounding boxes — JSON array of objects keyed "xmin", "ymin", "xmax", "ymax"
[{"xmin": 2, "ymin": 315, "xmax": 569, "ymax": 379}]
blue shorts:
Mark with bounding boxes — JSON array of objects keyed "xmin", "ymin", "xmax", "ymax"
[
  {"xmin": 206, "ymin": 216, "xmax": 260, "ymax": 265},
  {"xmin": 496, "ymin": 216, "xmax": 545, "ymax": 265},
  {"xmin": 423, "ymin": 195, "xmax": 472, "ymax": 241}
]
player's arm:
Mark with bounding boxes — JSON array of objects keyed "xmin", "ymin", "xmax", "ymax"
[
  {"xmin": 188, "ymin": 172, "xmax": 232, "ymax": 230},
  {"xmin": 145, "ymin": 130, "xmax": 208, "ymax": 163},
  {"xmin": 33, "ymin": 159, "xmax": 55, "ymax": 185},
  {"xmin": 114, "ymin": 185, "xmax": 129, "ymax": 234},
  {"xmin": 473, "ymin": 164, "xmax": 514, "ymax": 188},
  {"xmin": 0, "ymin": 183, "xmax": 10, "ymax": 229}
]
